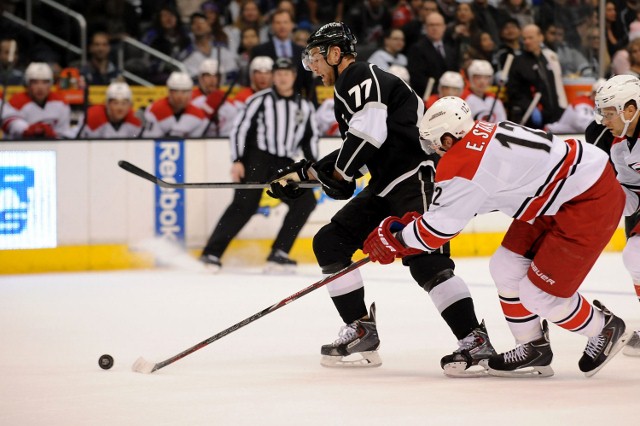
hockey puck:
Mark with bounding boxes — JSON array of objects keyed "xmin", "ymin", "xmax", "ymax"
[{"xmin": 99, "ymin": 354, "xmax": 114, "ymax": 370}]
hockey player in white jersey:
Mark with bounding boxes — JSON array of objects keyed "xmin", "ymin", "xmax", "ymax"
[
  {"xmin": 79, "ymin": 82, "xmax": 141, "ymax": 138},
  {"xmin": 363, "ymin": 96, "xmax": 631, "ymax": 377},
  {"xmin": 142, "ymin": 71, "xmax": 208, "ymax": 138},
  {"xmin": 190, "ymin": 59, "xmax": 238, "ymax": 136},
  {"xmin": 464, "ymin": 59, "xmax": 506, "ymax": 123},
  {"xmin": 594, "ymin": 74, "xmax": 640, "ymax": 357},
  {"xmin": 4, "ymin": 62, "xmax": 72, "ymax": 139}
]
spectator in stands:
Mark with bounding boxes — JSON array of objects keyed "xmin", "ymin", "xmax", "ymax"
[
  {"xmin": 407, "ymin": 12, "xmax": 458, "ymax": 100},
  {"xmin": 308, "ymin": 0, "xmax": 344, "ymax": 28},
  {"xmin": 79, "ymin": 32, "xmax": 119, "ymax": 85},
  {"xmin": 535, "ymin": 0, "xmax": 585, "ymax": 49},
  {"xmin": 199, "ymin": 57, "xmax": 318, "ymax": 274},
  {"xmin": 493, "ymin": 17, "xmax": 520, "ymax": 73},
  {"xmin": 367, "ymin": 28, "xmax": 408, "ymax": 71},
  {"xmin": 470, "ymin": 0, "xmax": 509, "ymax": 45},
  {"xmin": 347, "ymin": 0, "xmax": 392, "ymax": 55},
  {"xmin": 402, "ymin": 0, "xmax": 438, "ymax": 54},
  {"xmin": 543, "ymin": 23, "xmax": 591, "ymax": 77},
  {"xmin": 0, "ymin": 38, "xmax": 24, "ymax": 85},
  {"xmin": 78, "ymin": 81, "xmax": 142, "ymax": 138},
  {"xmin": 392, "ymin": 0, "xmax": 423, "ymax": 29},
  {"xmin": 582, "ymin": 27, "xmax": 610, "ymax": 78},
  {"xmin": 498, "ymin": 0, "xmax": 534, "ymax": 28},
  {"xmin": 465, "ymin": 31, "xmax": 496, "ymax": 66},
  {"xmin": 611, "ymin": 22, "xmax": 640, "ymax": 75},
  {"xmin": 437, "ymin": 0, "xmax": 458, "ymax": 21},
  {"xmin": 234, "ymin": 55, "xmax": 274, "ymax": 105},
  {"xmin": 142, "ymin": 71, "xmax": 208, "ymax": 137},
  {"xmin": 142, "ymin": 4, "xmax": 191, "ymax": 59},
  {"xmin": 4, "ymin": 62, "xmax": 72, "ymax": 139},
  {"xmin": 464, "ymin": 59, "xmax": 506, "ymax": 122},
  {"xmin": 507, "ymin": 24, "xmax": 567, "ymax": 128},
  {"xmin": 85, "ymin": 0, "xmax": 140, "ymax": 39},
  {"xmin": 605, "ymin": 0, "xmax": 628, "ymax": 57},
  {"xmin": 175, "ymin": 0, "xmax": 205, "ymax": 24},
  {"xmin": 424, "ymin": 70, "xmax": 465, "ymax": 108},
  {"xmin": 224, "ymin": 0, "xmax": 268, "ymax": 55},
  {"xmin": 201, "ymin": 1, "xmax": 231, "ymax": 49},
  {"xmin": 445, "ymin": 2, "xmax": 481, "ymax": 64},
  {"xmin": 180, "ymin": 12, "xmax": 239, "ymax": 82},
  {"xmin": 251, "ymin": 9, "xmax": 312, "ymax": 97},
  {"xmin": 292, "ymin": 28, "xmax": 311, "ymax": 48},
  {"xmin": 191, "ymin": 59, "xmax": 238, "ymax": 136},
  {"xmin": 626, "ymin": 38, "xmax": 640, "ymax": 77},
  {"xmin": 236, "ymin": 27, "xmax": 261, "ymax": 86}
]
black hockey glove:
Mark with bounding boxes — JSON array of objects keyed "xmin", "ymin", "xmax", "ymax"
[
  {"xmin": 311, "ymin": 159, "xmax": 355, "ymax": 200},
  {"xmin": 266, "ymin": 159, "xmax": 312, "ymax": 200}
]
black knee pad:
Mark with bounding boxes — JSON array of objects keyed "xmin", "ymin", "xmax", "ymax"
[
  {"xmin": 313, "ymin": 223, "xmax": 356, "ymax": 271},
  {"xmin": 407, "ymin": 254, "xmax": 456, "ymax": 292}
]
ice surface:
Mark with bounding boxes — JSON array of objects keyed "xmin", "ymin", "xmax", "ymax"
[{"xmin": 0, "ymin": 253, "xmax": 638, "ymax": 425}]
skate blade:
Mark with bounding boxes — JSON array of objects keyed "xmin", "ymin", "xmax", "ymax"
[
  {"xmin": 443, "ymin": 360, "xmax": 490, "ymax": 378},
  {"xmin": 488, "ymin": 364, "xmax": 554, "ymax": 378},
  {"xmin": 263, "ymin": 262, "xmax": 296, "ymax": 275},
  {"xmin": 131, "ymin": 357, "xmax": 156, "ymax": 374},
  {"xmin": 320, "ymin": 351, "xmax": 382, "ymax": 368},
  {"xmin": 584, "ymin": 331, "xmax": 632, "ymax": 377}
]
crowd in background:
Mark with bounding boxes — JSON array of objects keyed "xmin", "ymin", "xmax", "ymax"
[{"xmin": 2, "ymin": 0, "xmax": 640, "ymax": 139}]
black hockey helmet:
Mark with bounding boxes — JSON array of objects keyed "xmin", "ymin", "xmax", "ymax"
[{"xmin": 302, "ymin": 22, "xmax": 357, "ymax": 71}]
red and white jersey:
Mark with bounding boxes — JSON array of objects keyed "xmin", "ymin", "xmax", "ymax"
[
  {"xmin": 1, "ymin": 100, "xmax": 28, "ymax": 137},
  {"xmin": 401, "ymin": 121, "xmax": 609, "ymax": 251},
  {"xmin": 610, "ymin": 136, "xmax": 640, "ymax": 216},
  {"xmin": 191, "ymin": 91, "xmax": 238, "ymax": 137},
  {"xmin": 315, "ymin": 98, "xmax": 340, "ymax": 136},
  {"xmin": 80, "ymin": 105, "xmax": 142, "ymax": 139},
  {"xmin": 6, "ymin": 92, "xmax": 72, "ymax": 138},
  {"xmin": 464, "ymin": 92, "xmax": 507, "ymax": 123},
  {"xmin": 142, "ymin": 98, "xmax": 208, "ymax": 138},
  {"xmin": 546, "ymin": 96, "xmax": 595, "ymax": 134}
]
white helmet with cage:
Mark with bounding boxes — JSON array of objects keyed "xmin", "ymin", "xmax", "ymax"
[
  {"xmin": 419, "ymin": 96, "xmax": 474, "ymax": 151},
  {"xmin": 25, "ymin": 62, "xmax": 53, "ymax": 83},
  {"xmin": 594, "ymin": 74, "xmax": 640, "ymax": 137},
  {"xmin": 166, "ymin": 71, "xmax": 193, "ymax": 91},
  {"xmin": 106, "ymin": 82, "xmax": 132, "ymax": 101},
  {"xmin": 467, "ymin": 59, "xmax": 494, "ymax": 78},
  {"xmin": 438, "ymin": 71, "xmax": 464, "ymax": 90}
]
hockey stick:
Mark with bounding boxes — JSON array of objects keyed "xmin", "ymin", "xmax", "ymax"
[
  {"xmin": 118, "ymin": 160, "xmax": 321, "ymax": 189},
  {"xmin": 200, "ymin": 73, "xmax": 239, "ymax": 137},
  {"xmin": 487, "ymin": 53, "xmax": 513, "ymax": 120},
  {"xmin": 132, "ymin": 257, "xmax": 371, "ymax": 373},
  {"xmin": 519, "ymin": 92, "xmax": 542, "ymax": 126},
  {"xmin": 422, "ymin": 77, "xmax": 436, "ymax": 102},
  {"xmin": 74, "ymin": 72, "xmax": 91, "ymax": 139}
]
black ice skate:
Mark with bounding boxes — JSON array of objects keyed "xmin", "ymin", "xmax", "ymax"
[
  {"xmin": 440, "ymin": 320, "xmax": 497, "ymax": 378},
  {"xmin": 488, "ymin": 320, "xmax": 554, "ymax": 378},
  {"xmin": 623, "ymin": 330, "xmax": 640, "ymax": 357},
  {"xmin": 200, "ymin": 254, "xmax": 222, "ymax": 273},
  {"xmin": 264, "ymin": 249, "xmax": 297, "ymax": 274},
  {"xmin": 320, "ymin": 303, "xmax": 381, "ymax": 368},
  {"xmin": 579, "ymin": 300, "xmax": 630, "ymax": 377}
]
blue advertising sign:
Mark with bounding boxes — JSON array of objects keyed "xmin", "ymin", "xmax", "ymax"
[
  {"xmin": 0, "ymin": 151, "xmax": 57, "ymax": 249},
  {"xmin": 154, "ymin": 140, "xmax": 185, "ymax": 244}
]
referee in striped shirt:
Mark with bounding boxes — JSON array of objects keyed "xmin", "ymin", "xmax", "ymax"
[{"xmin": 200, "ymin": 57, "xmax": 319, "ymax": 273}]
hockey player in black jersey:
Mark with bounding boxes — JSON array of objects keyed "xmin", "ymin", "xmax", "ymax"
[{"xmin": 267, "ymin": 22, "xmax": 496, "ymax": 376}]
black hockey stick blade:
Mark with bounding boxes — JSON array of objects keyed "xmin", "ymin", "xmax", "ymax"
[
  {"xmin": 118, "ymin": 160, "xmax": 320, "ymax": 190},
  {"xmin": 132, "ymin": 257, "xmax": 371, "ymax": 374}
]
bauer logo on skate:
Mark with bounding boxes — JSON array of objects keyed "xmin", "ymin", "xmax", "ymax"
[{"xmin": 155, "ymin": 141, "xmax": 185, "ymax": 243}]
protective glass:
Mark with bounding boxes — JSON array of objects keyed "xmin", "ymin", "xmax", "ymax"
[
  {"xmin": 301, "ymin": 47, "xmax": 325, "ymax": 71},
  {"xmin": 594, "ymin": 108, "xmax": 621, "ymax": 125}
]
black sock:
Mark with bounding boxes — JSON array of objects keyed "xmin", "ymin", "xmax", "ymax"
[
  {"xmin": 331, "ymin": 287, "xmax": 367, "ymax": 324},
  {"xmin": 440, "ymin": 297, "xmax": 480, "ymax": 340}
]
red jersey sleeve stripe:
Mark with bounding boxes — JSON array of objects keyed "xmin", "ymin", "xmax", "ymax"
[{"xmin": 415, "ymin": 218, "xmax": 458, "ymax": 251}]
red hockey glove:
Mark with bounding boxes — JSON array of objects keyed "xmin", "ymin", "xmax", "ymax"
[
  {"xmin": 23, "ymin": 122, "xmax": 56, "ymax": 139},
  {"xmin": 363, "ymin": 212, "xmax": 423, "ymax": 264},
  {"xmin": 205, "ymin": 90, "xmax": 226, "ymax": 117}
]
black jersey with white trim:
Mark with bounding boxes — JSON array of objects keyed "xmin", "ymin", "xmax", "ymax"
[{"xmin": 333, "ymin": 62, "xmax": 432, "ymax": 195}]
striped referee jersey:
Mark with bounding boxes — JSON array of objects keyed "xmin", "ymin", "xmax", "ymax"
[{"xmin": 230, "ymin": 88, "xmax": 319, "ymax": 162}]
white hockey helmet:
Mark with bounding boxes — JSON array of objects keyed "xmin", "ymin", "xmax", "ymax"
[
  {"xmin": 388, "ymin": 64, "xmax": 410, "ymax": 84},
  {"xmin": 438, "ymin": 71, "xmax": 464, "ymax": 89},
  {"xmin": 467, "ymin": 59, "xmax": 494, "ymax": 78},
  {"xmin": 419, "ymin": 96, "xmax": 474, "ymax": 150},
  {"xmin": 106, "ymin": 82, "xmax": 132, "ymax": 101},
  {"xmin": 594, "ymin": 74, "xmax": 640, "ymax": 136},
  {"xmin": 25, "ymin": 62, "xmax": 53, "ymax": 83},
  {"xmin": 199, "ymin": 58, "xmax": 220, "ymax": 75},
  {"xmin": 166, "ymin": 71, "xmax": 194, "ymax": 91},
  {"xmin": 250, "ymin": 56, "xmax": 274, "ymax": 73}
]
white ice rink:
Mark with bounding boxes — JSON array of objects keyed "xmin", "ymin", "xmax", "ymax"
[{"xmin": 1, "ymin": 252, "xmax": 639, "ymax": 425}]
